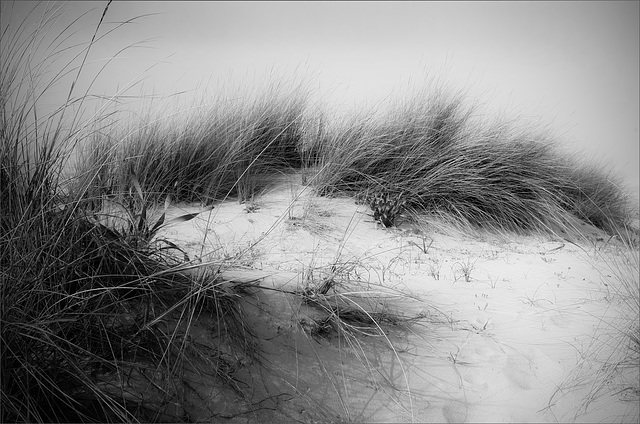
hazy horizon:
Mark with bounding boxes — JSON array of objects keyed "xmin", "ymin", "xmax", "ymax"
[{"xmin": 4, "ymin": 1, "xmax": 639, "ymax": 203}]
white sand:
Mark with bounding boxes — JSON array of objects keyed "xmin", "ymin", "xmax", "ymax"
[{"xmin": 155, "ymin": 174, "xmax": 639, "ymax": 423}]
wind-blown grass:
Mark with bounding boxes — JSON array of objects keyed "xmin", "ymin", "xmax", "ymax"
[
  {"xmin": 308, "ymin": 88, "xmax": 632, "ymax": 235},
  {"xmin": 2, "ymin": 1, "xmax": 638, "ymax": 422},
  {"xmin": 0, "ymin": 3, "xmax": 256, "ymax": 422},
  {"xmin": 1, "ymin": 3, "xmax": 422, "ymax": 422},
  {"xmin": 72, "ymin": 55, "xmax": 632, "ymax": 237},
  {"xmin": 74, "ymin": 78, "xmax": 310, "ymax": 208}
]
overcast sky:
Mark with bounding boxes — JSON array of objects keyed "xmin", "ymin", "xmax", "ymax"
[{"xmin": 5, "ymin": 1, "xmax": 639, "ymax": 197}]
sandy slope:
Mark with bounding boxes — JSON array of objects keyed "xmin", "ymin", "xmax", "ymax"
[{"xmin": 156, "ymin": 174, "xmax": 639, "ymax": 423}]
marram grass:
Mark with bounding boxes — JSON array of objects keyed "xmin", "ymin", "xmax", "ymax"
[
  {"xmin": 308, "ymin": 89, "xmax": 633, "ymax": 235},
  {"xmin": 1, "ymin": 3, "xmax": 260, "ymax": 422},
  {"xmin": 1, "ymin": 1, "xmax": 638, "ymax": 423}
]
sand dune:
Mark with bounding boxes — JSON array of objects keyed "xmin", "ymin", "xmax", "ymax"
[{"xmin": 151, "ymin": 173, "xmax": 638, "ymax": 423}]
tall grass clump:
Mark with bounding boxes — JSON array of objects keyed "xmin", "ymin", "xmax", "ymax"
[
  {"xmin": 1, "ymin": 3, "xmax": 255, "ymax": 422},
  {"xmin": 75, "ymin": 77, "xmax": 311, "ymax": 208},
  {"xmin": 308, "ymin": 85, "xmax": 633, "ymax": 235}
]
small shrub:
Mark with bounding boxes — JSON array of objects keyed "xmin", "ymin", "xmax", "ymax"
[{"xmin": 361, "ymin": 188, "xmax": 408, "ymax": 228}]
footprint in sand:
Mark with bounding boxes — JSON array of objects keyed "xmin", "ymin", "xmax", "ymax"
[
  {"xmin": 442, "ymin": 401, "xmax": 468, "ymax": 423},
  {"xmin": 503, "ymin": 355, "xmax": 535, "ymax": 390},
  {"xmin": 502, "ymin": 348, "xmax": 562, "ymax": 390}
]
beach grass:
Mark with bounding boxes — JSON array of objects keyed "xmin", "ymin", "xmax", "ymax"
[
  {"xmin": 307, "ymin": 87, "xmax": 633, "ymax": 236},
  {"xmin": 74, "ymin": 77, "xmax": 310, "ymax": 209},
  {"xmin": 1, "ymin": 3, "xmax": 257, "ymax": 421},
  {"xmin": 2, "ymin": 1, "xmax": 638, "ymax": 422}
]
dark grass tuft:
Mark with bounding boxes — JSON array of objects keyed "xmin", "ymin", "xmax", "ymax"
[
  {"xmin": 308, "ymin": 89, "xmax": 633, "ymax": 235},
  {"xmin": 1, "ymin": 3, "xmax": 257, "ymax": 422},
  {"xmin": 74, "ymin": 80, "xmax": 311, "ymax": 207}
]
